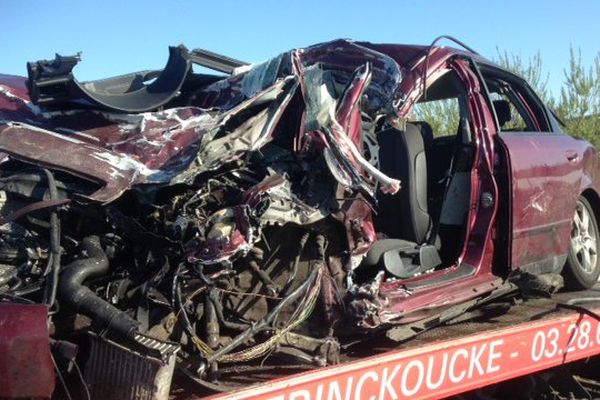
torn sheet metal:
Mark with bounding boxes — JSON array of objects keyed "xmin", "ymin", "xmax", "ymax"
[
  {"xmin": 0, "ymin": 40, "xmax": 420, "ymax": 396},
  {"xmin": 0, "ymin": 40, "xmax": 403, "ymax": 205}
]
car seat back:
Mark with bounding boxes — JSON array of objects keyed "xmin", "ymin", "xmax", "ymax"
[{"xmin": 375, "ymin": 123, "xmax": 431, "ymax": 244}]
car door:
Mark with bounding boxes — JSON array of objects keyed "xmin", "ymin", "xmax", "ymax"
[{"xmin": 483, "ymin": 68, "xmax": 584, "ymax": 273}]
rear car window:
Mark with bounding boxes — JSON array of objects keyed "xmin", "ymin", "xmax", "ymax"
[
  {"xmin": 488, "ymin": 92, "xmax": 529, "ymax": 131},
  {"xmin": 480, "ymin": 66, "xmax": 551, "ymax": 133}
]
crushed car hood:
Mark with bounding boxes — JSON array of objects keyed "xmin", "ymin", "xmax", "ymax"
[{"xmin": 0, "ymin": 39, "xmax": 402, "ymax": 204}]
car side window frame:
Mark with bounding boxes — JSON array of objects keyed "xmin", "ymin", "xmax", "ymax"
[
  {"xmin": 498, "ymin": 80, "xmax": 538, "ymax": 131},
  {"xmin": 475, "ymin": 63, "xmax": 552, "ymax": 134},
  {"xmin": 409, "ymin": 67, "xmax": 474, "ymax": 144},
  {"xmin": 515, "ymin": 78, "xmax": 553, "ymax": 132}
]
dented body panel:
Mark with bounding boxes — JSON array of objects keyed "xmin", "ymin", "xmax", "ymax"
[
  {"xmin": 499, "ymin": 133, "xmax": 590, "ymax": 272},
  {"xmin": 0, "ymin": 39, "xmax": 599, "ymax": 398}
]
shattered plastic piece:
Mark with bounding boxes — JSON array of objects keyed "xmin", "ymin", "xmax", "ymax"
[
  {"xmin": 189, "ymin": 206, "xmax": 257, "ymax": 265},
  {"xmin": 28, "ymin": 46, "xmax": 193, "ymax": 113}
]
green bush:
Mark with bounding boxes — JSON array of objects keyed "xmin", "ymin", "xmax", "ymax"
[{"xmin": 497, "ymin": 47, "xmax": 600, "ymax": 148}]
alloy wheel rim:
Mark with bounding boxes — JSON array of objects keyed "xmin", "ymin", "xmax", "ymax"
[{"xmin": 571, "ymin": 200, "xmax": 598, "ymax": 274}]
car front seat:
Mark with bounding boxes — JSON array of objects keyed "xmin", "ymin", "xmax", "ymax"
[
  {"xmin": 375, "ymin": 123, "xmax": 431, "ymax": 244},
  {"xmin": 411, "ymin": 120, "xmax": 434, "ymax": 153},
  {"xmin": 365, "ymin": 123, "xmax": 441, "ymax": 279}
]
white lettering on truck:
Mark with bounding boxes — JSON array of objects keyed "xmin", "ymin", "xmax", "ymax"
[
  {"xmin": 401, "ymin": 359, "xmax": 424, "ymax": 397},
  {"xmin": 356, "ymin": 371, "xmax": 378, "ymax": 400},
  {"xmin": 265, "ymin": 338, "xmax": 506, "ymax": 400},
  {"xmin": 425, "ymin": 353, "xmax": 448, "ymax": 390}
]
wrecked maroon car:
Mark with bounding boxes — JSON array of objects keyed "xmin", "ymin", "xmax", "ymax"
[{"xmin": 0, "ymin": 37, "xmax": 599, "ymax": 399}]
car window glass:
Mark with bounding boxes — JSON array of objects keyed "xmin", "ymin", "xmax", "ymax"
[
  {"xmin": 510, "ymin": 81, "xmax": 551, "ymax": 132},
  {"xmin": 480, "ymin": 68, "xmax": 551, "ymax": 133},
  {"xmin": 488, "ymin": 92, "xmax": 529, "ymax": 131}
]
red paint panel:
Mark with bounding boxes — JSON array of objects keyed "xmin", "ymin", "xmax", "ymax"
[
  {"xmin": 499, "ymin": 133, "xmax": 585, "ymax": 269},
  {"xmin": 210, "ymin": 310, "xmax": 600, "ymax": 400},
  {"xmin": 0, "ymin": 303, "xmax": 55, "ymax": 398}
]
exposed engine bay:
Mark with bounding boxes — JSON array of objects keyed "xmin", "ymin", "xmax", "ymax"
[{"xmin": 0, "ymin": 40, "xmax": 500, "ymax": 398}]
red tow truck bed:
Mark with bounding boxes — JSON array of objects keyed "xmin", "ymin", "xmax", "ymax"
[{"xmin": 207, "ymin": 289, "xmax": 600, "ymax": 400}]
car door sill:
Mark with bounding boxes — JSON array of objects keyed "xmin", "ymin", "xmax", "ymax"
[{"xmin": 403, "ymin": 263, "xmax": 476, "ymax": 291}]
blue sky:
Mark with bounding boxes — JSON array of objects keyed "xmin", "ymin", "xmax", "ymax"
[{"xmin": 2, "ymin": 1, "xmax": 599, "ymax": 97}]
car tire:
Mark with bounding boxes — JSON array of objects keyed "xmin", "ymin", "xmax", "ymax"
[{"xmin": 563, "ymin": 196, "xmax": 600, "ymax": 290}]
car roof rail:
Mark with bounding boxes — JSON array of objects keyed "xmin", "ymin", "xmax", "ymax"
[{"xmin": 422, "ymin": 35, "xmax": 479, "ymax": 101}]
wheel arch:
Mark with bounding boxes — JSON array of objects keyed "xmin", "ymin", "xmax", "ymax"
[
  {"xmin": 581, "ymin": 188, "xmax": 600, "ymax": 224},
  {"xmin": 563, "ymin": 188, "xmax": 600, "ymax": 289}
]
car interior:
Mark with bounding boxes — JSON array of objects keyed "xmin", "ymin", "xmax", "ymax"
[{"xmin": 358, "ymin": 70, "xmax": 476, "ymax": 281}]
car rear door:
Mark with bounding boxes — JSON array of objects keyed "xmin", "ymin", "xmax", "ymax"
[
  {"xmin": 499, "ymin": 132, "xmax": 584, "ymax": 273},
  {"xmin": 482, "ymin": 68, "xmax": 584, "ymax": 273}
]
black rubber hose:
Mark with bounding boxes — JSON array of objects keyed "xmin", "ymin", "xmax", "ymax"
[
  {"xmin": 43, "ymin": 168, "xmax": 62, "ymax": 307},
  {"xmin": 58, "ymin": 236, "xmax": 139, "ymax": 338},
  {"xmin": 208, "ymin": 288, "xmax": 249, "ymax": 332}
]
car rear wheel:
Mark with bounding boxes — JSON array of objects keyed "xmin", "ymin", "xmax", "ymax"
[{"xmin": 563, "ymin": 196, "xmax": 600, "ymax": 290}]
